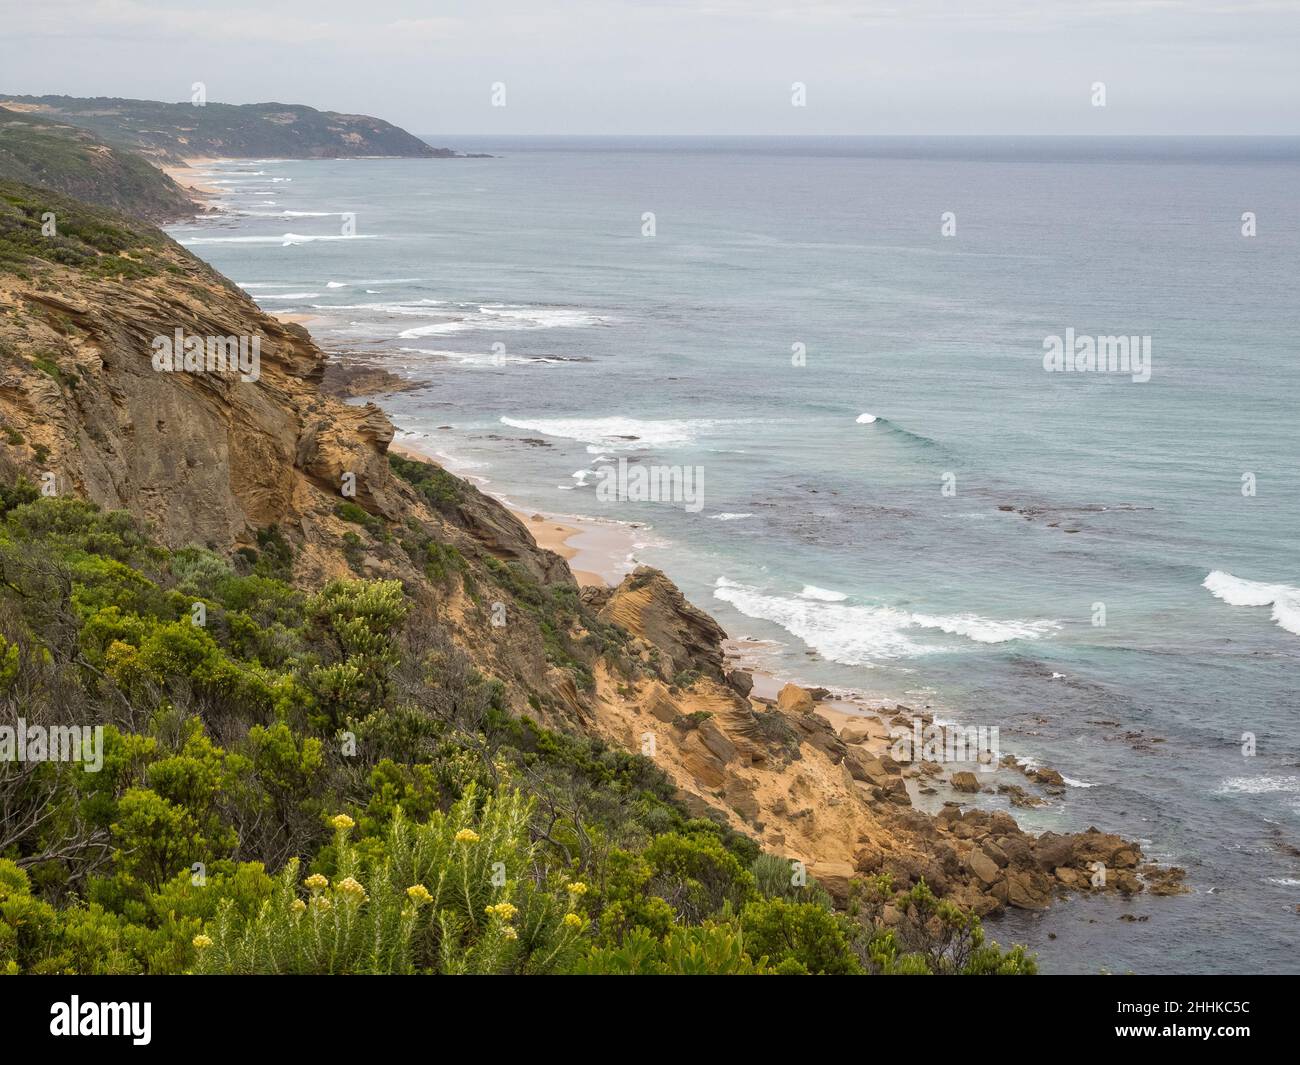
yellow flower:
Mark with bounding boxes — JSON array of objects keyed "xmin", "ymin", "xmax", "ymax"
[
  {"xmin": 314, "ymin": 896, "xmax": 332, "ymax": 912},
  {"xmin": 336, "ymin": 876, "xmax": 368, "ymax": 902},
  {"xmin": 406, "ymin": 884, "xmax": 433, "ymax": 906},
  {"xmin": 304, "ymin": 873, "xmax": 329, "ymax": 891},
  {"xmin": 501, "ymin": 926, "xmax": 518, "ymax": 941},
  {"xmin": 290, "ymin": 899, "xmax": 307, "ymax": 914},
  {"xmin": 192, "ymin": 934, "xmax": 213, "ymax": 949},
  {"xmin": 566, "ymin": 881, "xmax": 588, "ymax": 896},
  {"xmin": 563, "ymin": 913, "xmax": 583, "ymax": 929},
  {"xmin": 330, "ymin": 814, "xmax": 355, "ymax": 832},
  {"xmin": 454, "ymin": 828, "xmax": 480, "ymax": 844},
  {"xmin": 485, "ymin": 902, "xmax": 518, "ymax": 921}
]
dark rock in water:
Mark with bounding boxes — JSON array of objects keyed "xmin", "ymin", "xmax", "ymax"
[{"xmin": 320, "ymin": 362, "xmax": 420, "ymax": 399}]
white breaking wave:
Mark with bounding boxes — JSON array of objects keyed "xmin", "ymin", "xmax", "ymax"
[
  {"xmin": 316, "ymin": 300, "xmax": 447, "ymax": 316},
  {"xmin": 256, "ymin": 292, "xmax": 321, "ymax": 300},
  {"xmin": 1216, "ymin": 775, "xmax": 1300, "ymax": 796},
  {"xmin": 477, "ymin": 304, "xmax": 607, "ymax": 328},
  {"xmin": 499, "ymin": 415, "xmax": 716, "ymax": 450},
  {"xmin": 910, "ymin": 611, "xmax": 1061, "ymax": 644},
  {"xmin": 710, "ymin": 512, "xmax": 753, "ymax": 521},
  {"xmin": 180, "ymin": 233, "xmax": 373, "ymax": 246},
  {"xmin": 236, "ymin": 210, "xmax": 346, "ymax": 219},
  {"xmin": 856, "ymin": 412, "xmax": 878, "ymax": 424},
  {"xmin": 799, "ymin": 584, "xmax": 848, "ymax": 602},
  {"xmin": 398, "ymin": 321, "xmax": 474, "ymax": 337},
  {"xmin": 1203, "ymin": 570, "xmax": 1300, "ymax": 636},
  {"xmin": 398, "ymin": 304, "xmax": 606, "ymax": 338},
  {"xmin": 401, "ymin": 347, "xmax": 566, "ymax": 367},
  {"xmin": 712, "ymin": 577, "xmax": 1058, "ymax": 665}
]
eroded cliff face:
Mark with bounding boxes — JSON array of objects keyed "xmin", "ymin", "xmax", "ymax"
[
  {"xmin": 0, "ymin": 187, "xmax": 580, "ymax": 724},
  {"xmin": 0, "ymin": 187, "xmax": 1180, "ymax": 917}
]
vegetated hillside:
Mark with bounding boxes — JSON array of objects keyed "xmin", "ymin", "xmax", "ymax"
[
  {"xmin": 0, "ymin": 184, "xmax": 1172, "ymax": 974},
  {"xmin": 0, "ymin": 94, "xmax": 455, "ymax": 162},
  {"xmin": 0, "ymin": 107, "xmax": 197, "ymax": 223}
]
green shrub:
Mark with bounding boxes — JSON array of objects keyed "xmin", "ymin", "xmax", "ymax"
[{"xmin": 740, "ymin": 897, "xmax": 862, "ymax": 974}]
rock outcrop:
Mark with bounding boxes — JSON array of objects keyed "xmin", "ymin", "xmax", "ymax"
[{"xmin": 596, "ymin": 567, "xmax": 728, "ymax": 680}]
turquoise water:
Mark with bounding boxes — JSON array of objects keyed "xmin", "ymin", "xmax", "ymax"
[{"xmin": 168, "ymin": 137, "xmax": 1300, "ymax": 974}]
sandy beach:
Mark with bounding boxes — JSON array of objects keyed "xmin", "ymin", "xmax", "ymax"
[{"xmin": 160, "ymin": 157, "xmax": 225, "ymax": 206}]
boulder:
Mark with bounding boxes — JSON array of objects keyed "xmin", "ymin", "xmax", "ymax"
[
  {"xmin": 681, "ymin": 745, "xmax": 726, "ymax": 789},
  {"xmin": 1032, "ymin": 766, "xmax": 1066, "ymax": 787},
  {"xmin": 810, "ymin": 861, "xmax": 856, "ymax": 904},
  {"xmin": 845, "ymin": 752, "xmax": 897, "ymax": 789},
  {"xmin": 776, "ymin": 683, "xmax": 815, "ymax": 713},
  {"xmin": 696, "ymin": 720, "xmax": 736, "ymax": 764},
  {"xmin": 950, "ymin": 771, "xmax": 981, "ymax": 793},
  {"xmin": 726, "ymin": 670, "xmax": 754, "ymax": 697},
  {"xmin": 968, "ymin": 849, "xmax": 1001, "ymax": 886},
  {"xmin": 1005, "ymin": 869, "xmax": 1052, "ymax": 910}
]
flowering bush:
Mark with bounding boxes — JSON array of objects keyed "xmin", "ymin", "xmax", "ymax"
[{"xmin": 195, "ymin": 785, "xmax": 587, "ymax": 974}]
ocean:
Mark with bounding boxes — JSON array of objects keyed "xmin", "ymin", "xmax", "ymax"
[{"xmin": 167, "ymin": 136, "xmax": 1300, "ymax": 974}]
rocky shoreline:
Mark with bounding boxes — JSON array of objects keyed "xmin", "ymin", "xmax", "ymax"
[{"xmin": 575, "ymin": 566, "xmax": 1188, "ymax": 920}]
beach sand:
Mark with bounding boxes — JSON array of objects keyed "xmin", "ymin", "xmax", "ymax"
[
  {"xmin": 274, "ymin": 312, "xmax": 326, "ymax": 328},
  {"xmin": 161, "ymin": 158, "xmax": 225, "ymax": 207}
]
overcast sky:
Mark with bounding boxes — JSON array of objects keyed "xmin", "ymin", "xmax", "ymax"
[{"xmin": 2, "ymin": 1, "xmax": 1297, "ymax": 135}]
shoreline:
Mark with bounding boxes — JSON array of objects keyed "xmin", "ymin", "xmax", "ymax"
[{"xmin": 160, "ymin": 157, "xmax": 226, "ymax": 209}]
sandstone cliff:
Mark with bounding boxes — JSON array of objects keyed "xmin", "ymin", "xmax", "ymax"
[{"xmin": 0, "ymin": 181, "xmax": 1181, "ymax": 918}]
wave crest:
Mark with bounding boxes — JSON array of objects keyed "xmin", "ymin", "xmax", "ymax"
[
  {"xmin": 1203, "ymin": 571, "xmax": 1300, "ymax": 636},
  {"xmin": 712, "ymin": 577, "xmax": 1058, "ymax": 665}
]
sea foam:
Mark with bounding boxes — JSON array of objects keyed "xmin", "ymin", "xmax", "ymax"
[
  {"xmin": 1203, "ymin": 570, "xmax": 1300, "ymax": 636},
  {"xmin": 500, "ymin": 415, "xmax": 714, "ymax": 450},
  {"xmin": 712, "ymin": 577, "xmax": 1058, "ymax": 665}
]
